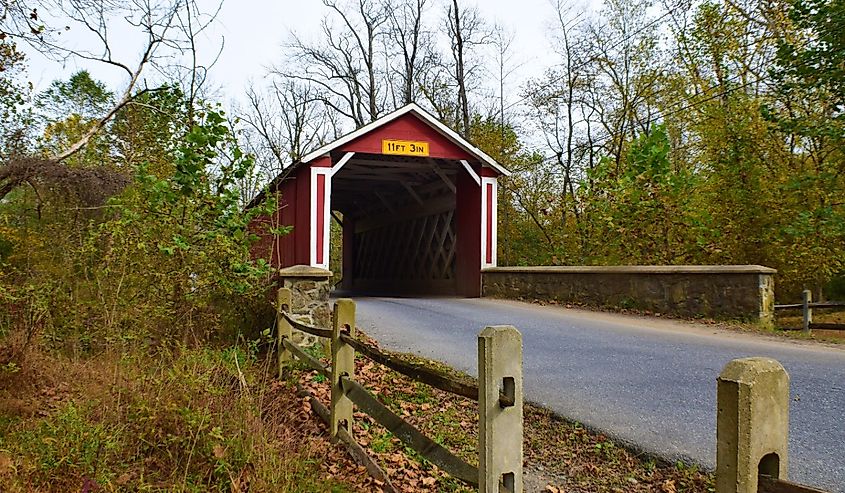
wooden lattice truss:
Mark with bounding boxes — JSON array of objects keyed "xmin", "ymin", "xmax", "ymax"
[
  {"xmin": 332, "ymin": 153, "xmax": 460, "ymax": 284},
  {"xmin": 354, "ymin": 209, "xmax": 456, "ymax": 282}
]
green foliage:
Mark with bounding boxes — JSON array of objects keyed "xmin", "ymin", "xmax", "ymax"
[
  {"xmin": 36, "ymin": 70, "xmax": 114, "ymax": 121},
  {"xmin": 7, "ymin": 404, "xmax": 125, "ymax": 486},
  {"xmin": 771, "ymin": 0, "xmax": 845, "ymax": 141},
  {"xmin": 111, "ymin": 85, "xmax": 186, "ymax": 174},
  {"xmin": 582, "ymin": 125, "xmax": 699, "ymax": 264},
  {"xmin": 1, "ymin": 71, "xmax": 280, "ymax": 351},
  {"xmin": 760, "ymin": 0, "xmax": 845, "ymax": 293},
  {"xmin": 493, "ymin": 0, "xmax": 845, "ymax": 299},
  {"xmin": 0, "ymin": 38, "xmax": 31, "ymax": 158},
  {"xmin": 35, "ymin": 71, "xmax": 116, "ymax": 166},
  {"xmin": 1, "ymin": 347, "xmax": 353, "ymax": 492},
  {"xmin": 85, "ymin": 102, "xmax": 278, "ymax": 342}
]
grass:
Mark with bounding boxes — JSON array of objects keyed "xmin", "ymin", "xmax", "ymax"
[
  {"xmin": 0, "ymin": 342, "xmax": 365, "ymax": 492},
  {"xmin": 0, "ymin": 323, "xmax": 727, "ymax": 492},
  {"xmin": 528, "ymin": 295, "xmax": 845, "ymax": 345},
  {"xmin": 774, "ymin": 309, "xmax": 845, "ymax": 343},
  {"xmin": 709, "ymin": 309, "xmax": 845, "ymax": 344}
]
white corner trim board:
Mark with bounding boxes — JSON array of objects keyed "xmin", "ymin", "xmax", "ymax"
[
  {"xmin": 310, "ymin": 167, "xmax": 332, "ymax": 270},
  {"xmin": 460, "ymin": 159, "xmax": 481, "ymax": 186},
  {"xmin": 480, "ymin": 176, "xmax": 498, "ymax": 268},
  {"xmin": 330, "ymin": 152, "xmax": 356, "ymax": 177}
]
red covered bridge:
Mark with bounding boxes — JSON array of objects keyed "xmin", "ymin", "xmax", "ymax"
[{"xmin": 249, "ymin": 103, "xmax": 509, "ymax": 297}]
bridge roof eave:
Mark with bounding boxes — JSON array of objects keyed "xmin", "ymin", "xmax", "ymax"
[{"xmin": 300, "ymin": 103, "xmax": 511, "ymax": 177}]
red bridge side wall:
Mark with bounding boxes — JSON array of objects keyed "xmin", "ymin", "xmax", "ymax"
[
  {"xmin": 456, "ymin": 168, "xmax": 482, "ymax": 297},
  {"xmin": 249, "ymin": 166, "xmax": 311, "ymax": 269}
]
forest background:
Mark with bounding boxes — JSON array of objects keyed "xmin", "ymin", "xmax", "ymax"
[
  {"xmin": 0, "ymin": 0, "xmax": 842, "ymax": 355},
  {"xmin": 3, "ymin": 0, "xmax": 844, "ymax": 312},
  {"xmin": 0, "ymin": 0, "xmax": 842, "ymax": 490}
]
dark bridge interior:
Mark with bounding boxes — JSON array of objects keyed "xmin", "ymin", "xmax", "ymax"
[{"xmin": 331, "ymin": 152, "xmax": 464, "ymax": 295}]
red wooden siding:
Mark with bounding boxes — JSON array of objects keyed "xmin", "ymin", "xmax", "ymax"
[
  {"xmin": 293, "ymin": 166, "xmax": 311, "ymax": 265},
  {"xmin": 480, "ymin": 166, "xmax": 498, "ymax": 178},
  {"xmin": 249, "ymin": 166, "xmax": 312, "ymax": 269},
  {"xmin": 456, "ymin": 168, "xmax": 482, "ymax": 296}
]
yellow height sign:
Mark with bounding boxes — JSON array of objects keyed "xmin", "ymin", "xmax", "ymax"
[{"xmin": 382, "ymin": 139, "xmax": 430, "ymax": 157}]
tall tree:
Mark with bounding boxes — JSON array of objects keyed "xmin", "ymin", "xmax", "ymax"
[
  {"xmin": 36, "ymin": 71, "xmax": 115, "ymax": 168},
  {"xmin": 583, "ymin": 0, "xmax": 664, "ymax": 168},
  {"xmin": 241, "ymin": 80, "xmax": 330, "ymax": 176},
  {"xmin": 526, "ymin": 3, "xmax": 590, "ymax": 227},
  {"xmin": 284, "ymin": 0, "xmax": 389, "ymax": 128},
  {"xmin": 444, "ymin": 0, "xmax": 489, "ymax": 137},
  {"xmin": 36, "ymin": 70, "xmax": 113, "ymax": 121},
  {"xmin": 386, "ymin": 0, "xmax": 434, "ymax": 106},
  {"xmin": 765, "ymin": 0, "xmax": 845, "ymax": 294},
  {"xmin": 0, "ymin": 38, "xmax": 30, "ymax": 160},
  {"xmin": 0, "ymin": 0, "xmax": 225, "ymax": 205}
]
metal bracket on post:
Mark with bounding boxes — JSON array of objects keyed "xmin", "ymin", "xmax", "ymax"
[
  {"xmin": 277, "ymin": 288, "xmax": 293, "ymax": 379},
  {"xmin": 331, "ymin": 298, "xmax": 356, "ymax": 438},
  {"xmin": 716, "ymin": 357, "xmax": 790, "ymax": 493},
  {"xmin": 478, "ymin": 325, "xmax": 523, "ymax": 493}
]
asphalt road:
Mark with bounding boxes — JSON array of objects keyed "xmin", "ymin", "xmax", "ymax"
[{"xmin": 350, "ymin": 296, "xmax": 845, "ymax": 492}]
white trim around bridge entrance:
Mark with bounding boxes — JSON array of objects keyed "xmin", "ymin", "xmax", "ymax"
[{"xmin": 481, "ymin": 176, "xmax": 498, "ymax": 268}]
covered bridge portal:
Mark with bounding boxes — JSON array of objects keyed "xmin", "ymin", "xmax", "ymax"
[{"xmin": 250, "ymin": 104, "xmax": 508, "ymax": 297}]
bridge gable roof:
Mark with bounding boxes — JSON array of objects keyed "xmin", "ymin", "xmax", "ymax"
[{"xmin": 300, "ymin": 103, "xmax": 510, "ymax": 176}]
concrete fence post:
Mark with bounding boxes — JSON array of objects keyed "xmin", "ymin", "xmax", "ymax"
[
  {"xmin": 277, "ymin": 287, "xmax": 293, "ymax": 378},
  {"xmin": 331, "ymin": 298, "xmax": 356, "ymax": 438},
  {"xmin": 478, "ymin": 325, "xmax": 523, "ymax": 493},
  {"xmin": 716, "ymin": 357, "xmax": 790, "ymax": 493},
  {"xmin": 802, "ymin": 289, "xmax": 813, "ymax": 333}
]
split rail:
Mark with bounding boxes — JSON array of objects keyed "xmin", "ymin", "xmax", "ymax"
[{"xmin": 274, "ymin": 288, "xmax": 523, "ymax": 493}]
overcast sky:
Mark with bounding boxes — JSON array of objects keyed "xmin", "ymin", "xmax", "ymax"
[{"xmin": 24, "ymin": 0, "xmax": 596, "ymax": 108}]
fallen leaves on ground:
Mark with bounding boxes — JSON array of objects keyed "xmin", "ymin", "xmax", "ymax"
[
  {"xmin": 293, "ymin": 331, "xmax": 715, "ymax": 493},
  {"xmin": 262, "ymin": 378, "xmax": 379, "ymax": 491}
]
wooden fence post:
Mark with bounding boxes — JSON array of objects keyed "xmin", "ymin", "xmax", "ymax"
[
  {"xmin": 716, "ymin": 357, "xmax": 789, "ymax": 493},
  {"xmin": 277, "ymin": 287, "xmax": 293, "ymax": 378},
  {"xmin": 478, "ymin": 326, "xmax": 523, "ymax": 493},
  {"xmin": 802, "ymin": 289, "xmax": 813, "ymax": 334},
  {"xmin": 331, "ymin": 299, "xmax": 356, "ymax": 438}
]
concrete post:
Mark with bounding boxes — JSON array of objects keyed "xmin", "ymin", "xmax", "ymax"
[
  {"xmin": 478, "ymin": 325, "xmax": 523, "ymax": 493},
  {"xmin": 802, "ymin": 289, "xmax": 813, "ymax": 333},
  {"xmin": 716, "ymin": 357, "xmax": 790, "ymax": 493},
  {"xmin": 276, "ymin": 287, "xmax": 293, "ymax": 378},
  {"xmin": 758, "ymin": 273, "xmax": 776, "ymax": 328},
  {"xmin": 330, "ymin": 298, "xmax": 356, "ymax": 438}
]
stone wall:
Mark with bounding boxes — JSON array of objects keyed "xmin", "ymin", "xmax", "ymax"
[{"xmin": 482, "ymin": 265, "xmax": 776, "ymax": 324}]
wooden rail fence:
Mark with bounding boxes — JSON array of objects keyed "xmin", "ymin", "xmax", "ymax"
[
  {"xmin": 758, "ymin": 475, "xmax": 829, "ymax": 493},
  {"xmin": 275, "ymin": 288, "xmax": 523, "ymax": 493},
  {"xmin": 774, "ymin": 289, "xmax": 845, "ymax": 333},
  {"xmin": 275, "ymin": 288, "xmax": 832, "ymax": 493}
]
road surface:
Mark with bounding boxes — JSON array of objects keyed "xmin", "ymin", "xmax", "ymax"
[{"xmin": 351, "ymin": 296, "xmax": 845, "ymax": 491}]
